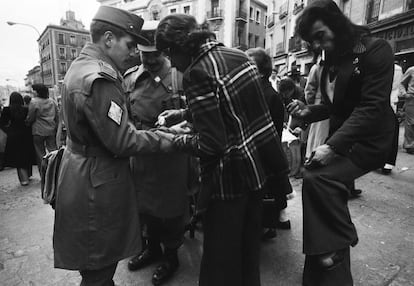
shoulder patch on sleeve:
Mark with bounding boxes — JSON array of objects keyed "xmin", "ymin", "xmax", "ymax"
[
  {"xmin": 107, "ymin": 100, "xmax": 123, "ymax": 125},
  {"xmin": 98, "ymin": 61, "xmax": 118, "ymax": 82}
]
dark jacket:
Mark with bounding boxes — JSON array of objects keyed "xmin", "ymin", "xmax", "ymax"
[
  {"xmin": 0, "ymin": 106, "xmax": 36, "ymax": 167},
  {"xmin": 262, "ymin": 79, "xmax": 285, "ymax": 137},
  {"xmin": 54, "ymin": 43, "xmax": 166, "ymax": 270},
  {"xmin": 304, "ymin": 37, "xmax": 396, "ymax": 170},
  {"xmin": 124, "ymin": 59, "xmax": 189, "ymax": 218}
]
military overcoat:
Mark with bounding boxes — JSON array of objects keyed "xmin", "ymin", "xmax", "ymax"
[{"xmin": 54, "ymin": 44, "xmax": 165, "ymax": 270}]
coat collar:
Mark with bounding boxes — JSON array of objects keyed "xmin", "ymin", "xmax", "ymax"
[
  {"xmin": 320, "ymin": 38, "xmax": 367, "ymax": 105},
  {"xmin": 185, "ymin": 38, "xmax": 223, "ymax": 73},
  {"xmin": 80, "ymin": 43, "xmax": 123, "ymax": 80}
]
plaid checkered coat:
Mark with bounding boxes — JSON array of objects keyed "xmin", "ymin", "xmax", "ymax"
[{"xmin": 176, "ymin": 39, "xmax": 288, "ymax": 201}]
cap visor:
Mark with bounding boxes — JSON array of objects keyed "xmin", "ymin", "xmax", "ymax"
[{"xmin": 138, "ymin": 45, "xmax": 157, "ymax": 52}]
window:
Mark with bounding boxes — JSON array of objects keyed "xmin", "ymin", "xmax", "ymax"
[
  {"xmin": 184, "ymin": 5, "xmax": 190, "ymax": 14},
  {"xmin": 249, "ymin": 7, "xmax": 254, "ymax": 19},
  {"xmin": 70, "ymin": 35, "xmax": 76, "ymax": 45},
  {"xmin": 60, "ymin": 62, "xmax": 67, "ymax": 73},
  {"xmin": 382, "ymin": 0, "xmax": 403, "ymax": 13},
  {"xmin": 170, "ymin": 8, "xmax": 177, "ymax": 13},
  {"xmin": 256, "ymin": 9, "xmax": 261, "ymax": 23},
  {"xmin": 408, "ymin": 0, "xmax": 414, "ymax": 10},
  {"xmin": 152, "ymin": 11, "xmax": 160, "ymax": 20},
  {"xmin": 71, "ymin": 49, "xmax": 77, "ymax": 59},
  {"xmin": 58, "ymin": 33, "xmax": 64, "ymax": 45},
  {"xmin": 59, "ymin": 47, "xmax": 65, "ymax": 59},
  {"xmin": 81, "ymin": 37, "xmax": 87, "ymax": 46},
  {"xmin": 255, "ymin": 35, "xmax": 259, "ymax": 47},
  {"xmin": 265, "ymin": 15, "xmax": 268, "ymax": 26}
]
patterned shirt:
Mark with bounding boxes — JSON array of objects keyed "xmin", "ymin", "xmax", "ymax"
[{"xmin": 175, "ymin": 39, "xmax": 288, "ymax": 200}]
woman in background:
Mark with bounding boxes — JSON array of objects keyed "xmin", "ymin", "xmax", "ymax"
[
  {"xmin": 246, "ymin": 47, "xmax": 293, "ymax": 239},
  {"xmin": 0, "ymin": 92, "xmax": 36, "ymax": 185}
]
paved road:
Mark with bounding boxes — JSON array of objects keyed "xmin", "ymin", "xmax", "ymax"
[{"xmin": 0, "ymin": 130, "xmax": 413, "ymax": 286}]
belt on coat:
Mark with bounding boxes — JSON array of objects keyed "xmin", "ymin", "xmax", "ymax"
[{"xmin": 66, "ymin": 139, "xmax": 114, "ymax": 158}]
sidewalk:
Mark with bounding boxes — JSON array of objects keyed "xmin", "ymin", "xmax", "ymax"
[{"xmin": 0, "ymin": 143, "xmax": 413, "ymax": 285}]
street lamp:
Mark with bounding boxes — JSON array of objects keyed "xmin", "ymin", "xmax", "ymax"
[{"xmin": 7, "ymin": 21, "xmax": 44, "ymax": 84}]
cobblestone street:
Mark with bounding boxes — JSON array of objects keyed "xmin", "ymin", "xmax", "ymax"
[{"xmin": 0, "ymin": 130, "xmax": 413, "ymax": 286}]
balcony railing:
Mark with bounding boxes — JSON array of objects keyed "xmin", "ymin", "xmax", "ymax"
[
  {"xmin": 235, "ymin": 9, "xmax": 248, "ymax": 22},
  {"xmin": 293, "ymin": 0, "xmax": 304, "ymax": 15},
  {"xmin": 366, "ymin": 0, "xmax": 380, "ymax": 24},
  {"xmin": 267, "ymin": 15, "xmax": 275, "ymax": 28},
  {"xmin": 279, "ymin": 2, "xmax": 288, "ymax": 19},
  {"xmin": 207, "ymin": 9, "xmax": 224, "ymax": 20}
]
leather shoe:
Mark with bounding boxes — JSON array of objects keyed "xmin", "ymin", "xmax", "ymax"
[
  {"xmin": 152, "ymin": 252, "xmax": 179, "ymax": 286},
  {"xmin": 317, "ymin": 248, "xmax": 346, "ymax": 270},
  {"xmin": 350, "ymin": 188, "xmax": 362, "ymax": 197},
  {"xmin": 276, "ymin": 220, "xmax": 291, "ymax": 230},
  {"xmin": 128, "ymin": 247, "xmax": 162, "ymax": 271}
]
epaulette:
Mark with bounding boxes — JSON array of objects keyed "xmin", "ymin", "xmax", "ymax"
[{"xmin": 98, "ymin": 61, "xmax": 119, "ymax": 82}]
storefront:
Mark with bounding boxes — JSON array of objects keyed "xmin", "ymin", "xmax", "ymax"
[{"xmin": 370, "ymin": 10, "xmax": 414, "ymax": 72}]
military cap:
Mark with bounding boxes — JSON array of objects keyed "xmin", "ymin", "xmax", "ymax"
[
  {"xmin": 137, "ymin": 20, "xmax": 160, "ymax": 52},
  {"xmin": 93, "ymin": 6, "xmax": 149, "ymax": 44}
]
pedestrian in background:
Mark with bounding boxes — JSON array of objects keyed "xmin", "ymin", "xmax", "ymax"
[
  {"xmin": 381, "ymin": 61, "xmax": 403, "ymax": 174},
  {"xmin": 156, "ymin": 14, "xmax": 288, "ymax": 286},
  {"xmin": 53, "ymin": 6, "xmax": 174, "ymax": 286},
  {"xmin": 0, "ymin": 92, "xmax": 36, "ymax": 185},
  {"xmin": 26, "ymin": 84, "xmax": 58, "ymax": 173},
  {"xmin": 290, "ymin": 0, "xmax": 396, "ymax": 284},
  {"xmin": 246, "ymin": 47, "xmax": 293, "ymax": 239},
  {"xmin": 123, "ymin": 21, "xmax": 189, "ymax": 286},
  {"xmin": 400, "ymin": 65, "xmax": 414, "ymax": 154}
]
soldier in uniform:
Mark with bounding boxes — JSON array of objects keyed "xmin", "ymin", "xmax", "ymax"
[
  {"xmin": 123, "ymin": 21, "xmax": 189, "ymax": 286},
  {"xmin": 53, "ymin": 6, "xmax": 174, "ymax": 286}
]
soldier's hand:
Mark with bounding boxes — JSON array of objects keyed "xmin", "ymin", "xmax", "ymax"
[
  {"xmin": 157, "ymin": 109, "xmax": 185, "ymax": 127},
  {"xmin": 169, "ymin": 121, "xmax": 192, "ymax": 134},
  {"xmin": 154, "ymin": 130, "xmax": 175, "ymax": 152}
]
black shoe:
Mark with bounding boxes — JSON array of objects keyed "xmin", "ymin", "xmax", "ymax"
[
  {"xmin": 350, "ymin": 188, "xmax": 362, "ymax": 197},
  {"xmin": 276, "ymin": 220, "xmax": 291, "ymax": 230},
  {"xmin": 381, "ymin": 167, "xmax": 392, "ymax": 174},
  {"xmin": 152, "ymin": 249, "xmax": 179, "ymax": 286},
  {"xmin": 128, "ymin": 246, "xmax": 163, "ymax": 271},
  {"xmin": 316, "ymin": 248, "xmax": 346, "ymax": 271}
]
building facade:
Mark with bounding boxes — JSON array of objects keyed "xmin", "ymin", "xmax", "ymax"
[
  {"xmin": 97, "ymin": 0, "xmax": 268, "ymax": 50},
  {"xmin": 267, "ymin": 0, "xmax": 414, "ymax": 76},
  {"xmin": 38, "ymin": 11, "xmax": 91, "ymax": 87},
  {"xmin": 25, "ymin": 65, "xmax": 42, "ymax": 87}
]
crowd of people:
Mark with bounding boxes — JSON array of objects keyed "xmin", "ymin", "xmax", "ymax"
[
  {"xmin": 0, "ymin": 84, "xmax": 59, "ymax": 185},
  {"xmin": 1, "ymin": 0, "xmax": 413, "ymax": 285}
]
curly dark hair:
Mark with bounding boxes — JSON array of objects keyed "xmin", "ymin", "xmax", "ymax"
[
  {"xmin": 246, "ymin": 48, "xmax": 273, "ymax": 79},
  {"xmin": 155, "ymin": 14, "xmax": 215, "ymax": 55},
  {"xmin": 295, "ymin": 0, "xmax": 369, "ymax": 55}
]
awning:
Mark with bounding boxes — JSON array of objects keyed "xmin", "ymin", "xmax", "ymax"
[{"xmin": 395, "ymin": 49, "xmax": 414, "ymax": 56}]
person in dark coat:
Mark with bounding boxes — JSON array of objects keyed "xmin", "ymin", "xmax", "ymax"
[
  {"xmin": 156, "ymin": 14, "xmax": 289, "ymax": 286},
  {"xmin": 0, "ymin": 92, "xmax": 35, "ymax": 185},
  {"xmin": 54, "ymin": 6, "xmax": 174, "ymax": 286},
  {"xmin": 288, "ymin": 1, "xmax": 396, "ymax": 285},
  {"xmin": 246, "ymin": 47, "xmax": 293, "ymax": 240}
]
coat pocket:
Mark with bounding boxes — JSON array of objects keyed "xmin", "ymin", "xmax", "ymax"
[{"xmin": 90, "ymin": 158, "xmax": 121, "ymax": 187}]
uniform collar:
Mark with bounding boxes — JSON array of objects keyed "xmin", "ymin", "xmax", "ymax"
[{"xmin": 80, "ymin": 43, "xmax": 123, "ymax": 79}]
